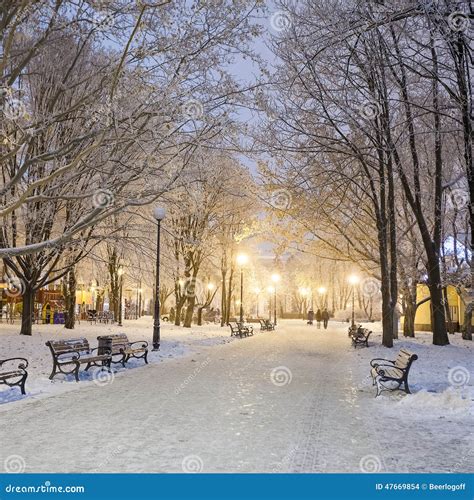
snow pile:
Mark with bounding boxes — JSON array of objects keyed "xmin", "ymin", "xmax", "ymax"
[{"xmin": 396, "ymin": 388, "xmax": 473, "ymax": 417}]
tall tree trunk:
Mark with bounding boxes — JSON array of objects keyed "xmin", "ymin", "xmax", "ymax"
[
  {"xmin": 225, "ymin": 269, "xmax": 234, "ymax": 324},
  {"xmin": 20, "ymin": 284, "xmax": 34, "ymax": 336},
  {"xmin": 461, "ymin": 307, "xmax": 472, "ymax": 340},
  {"xmin": 64, "ymin": 266, "xmax": 76, "ymax": 330},
  {"xmin": 174, "ymin": 301, "xmax": 183, "ymax": 326},
  {"xmin": 428, "ymin": 271, "xmax": 449, "ymax": 346},
  {"xmin": 403, "ymin": 299, "xmax": 416, "ymax": 337},
  {"xmin": 197, "ymin": 306, "xmax": 203, "ymax": 326},
  {"xmin": 183, "ymin": 295, "xmax": 195, "ymax": 328}
]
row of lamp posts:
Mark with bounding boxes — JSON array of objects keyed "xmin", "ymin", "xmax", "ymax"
[
  {"xmin": 237, "ymin": 253, "xmax": 281, "ymax": 325},
  {"xmin": 117, "ymin": 206, "xmax": 361, "ymax": 349}
]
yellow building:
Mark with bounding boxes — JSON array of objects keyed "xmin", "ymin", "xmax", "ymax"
[{"xmin": 403, "ymin": 284, "xmax": 472, "ymax": 332}]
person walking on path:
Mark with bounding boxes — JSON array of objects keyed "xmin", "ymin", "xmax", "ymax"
[
  {"xmin": 315, "ymin": 308, "xmax": 322, "ymax": 329},
  {"xmin": 307, "ymin": 309, "xmax": 314, "ymax": 325},
  {"xmin": 322, "ymin": 308, "xmax": 330, "ymax": 329}
]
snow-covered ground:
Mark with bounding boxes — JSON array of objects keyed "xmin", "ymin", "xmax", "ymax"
[
  {"xmin": 0, "ymin": 319, "xmax": 472, "ymax": 473},
  {"xmin": 0, "ymin": 316, "xmax": 233, "ymax": 405}
]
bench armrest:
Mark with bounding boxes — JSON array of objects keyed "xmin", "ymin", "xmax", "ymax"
[
  {"xmin": 373, "ymin": 364, "xmax": 405, "ymax": 377},
  {"xmin": 0, "ymin": 357, "xmax": 29, "ymax": 370},
  {"xmin": 128, "ymin": 340, "xmax": 149, "ymax": 349},
  {"xmin": 370, "ymin": 358, "xmax": 394, "ymax": 368}
]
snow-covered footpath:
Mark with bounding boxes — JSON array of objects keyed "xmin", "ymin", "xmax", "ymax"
[
  {"xmin": 0, "ymin": 317, "xmax": 233, "ymax": 405},
  {"xmin": 0, "ymin": 319, "xmax": 472, "ymax": 473}
]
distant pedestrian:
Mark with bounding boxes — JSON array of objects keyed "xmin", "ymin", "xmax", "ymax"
[
  {"xmin": 315, "ymin": 308, "xmax": 322, "ymax": 329},
  {"xmin": 322, "ymin": 308, "xmax": 330, "ymax": 329},
  {"xmin": 307, "ymin": 309, "xmax": 314, "ymax": 325}
]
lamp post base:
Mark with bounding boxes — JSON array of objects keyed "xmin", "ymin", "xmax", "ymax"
[{"xmin": 152, "ymin": 324, "xmax": 160, "ymax": 351}]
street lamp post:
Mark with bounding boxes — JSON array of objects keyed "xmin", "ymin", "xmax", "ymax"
[
  {"xmin": 117, "ymin": 267, "xmax": 124, "ymax": 327},
  {"xmin": 236, "ymin": 254, "xmax": 248, "ymax": 323},
  {"xmin": 348, "ymin": 275, "xmax": 359, "ymax": 328},
  {"xmin": 152, "ymin": 206, "xmax": 167, "ymax": 351},
  {"xmin": 271, "ymin": 273, "xmax": 281, "ymax": 325}
]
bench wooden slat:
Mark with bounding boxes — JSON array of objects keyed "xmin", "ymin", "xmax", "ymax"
[
  {"xmin": 0, "ymin": 370, "xmax": 24, "ymax": 380},
  {"xmin": 394, "ymin": 350, "xmax": 415, "ymax": 368}
]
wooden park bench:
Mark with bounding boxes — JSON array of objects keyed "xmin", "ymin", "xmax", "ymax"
[
  {"xmin": 238, "ymin": 322, "xmax": 254, "ymax": 336},
  {"xmin": 228, "ymin": 322, "xmax": 253, "ymax": 338},
  {"xmin": 46, "ymin": 338, "xmax": 112, "ymax": 382},
  {"xmin": 348, "ymin": 324, "xmax": 362, "ymax": 337},
  {"xmin": 97, "ymin": 334, "xmax": 148, "ymax": 367},
  {"xmin": 87, "ymin": 310, "xmax": 97, "ymax": 324},
  {"xmin": 259, "ymin": 319, "xmax": 275, "ymax": 331},
  {"xmin": 370, "ymin": 349, "xmax": 418, "ymax": 397},
  {"xmin": 264, "ymin": 319, "xmax": 275, "ymax": 331},
  {"xmin": 351, "ymin": 328, "xmax": 371, "ymax": 348},
  {"xmin": 0, "ymin": 357, "xmax": 28, "ymax": 395}
]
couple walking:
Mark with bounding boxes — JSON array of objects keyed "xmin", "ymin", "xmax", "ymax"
[{"xmin": 307, "ymin": 308, "xmax": 330, "ymax": 329}]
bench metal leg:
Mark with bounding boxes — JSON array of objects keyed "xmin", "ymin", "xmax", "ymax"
[
  {"xmin": 73, "ymin": 362, "xmax": 80, "ymax": 382},
  {"xmin": 374, "ymin": 379, "xmax": 382, "ymax": 397},
  {"xmin": 48, "ymin": 362, "xmax": 58, "ymax": 380},
  {"xmin": 404, "ymin": 379, "xmax": 411, "ymax": 394},
  {"xmin": 20, "ymin": 373, "xmax": 27, "ymax": 395}
]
